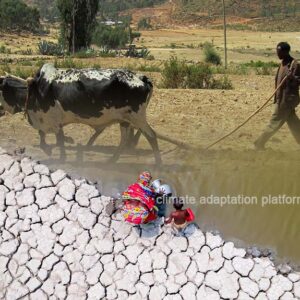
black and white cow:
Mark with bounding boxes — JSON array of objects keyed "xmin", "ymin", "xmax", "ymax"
[
  {"xmin": 23, "ymin": 64, "xmax": 161, "ymax": 163},
  {"xmin": 0, "ymin": 74, "xmax": 141, "ymax": 151}
]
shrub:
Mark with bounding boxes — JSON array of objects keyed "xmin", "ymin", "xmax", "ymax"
[
  {"xmin": 14, "ymin": 67, "xmax": 34, "ymax": 79},
  {"xmin": 38, "ymin": 41, "xmax": 64, "ymax": 56},
  {"xmin": 0, "ymin": 63, "xmax": 11, "ymax": 75},
  {"xmin": 203, "ymin": 42, "xmax": 221, "ymax": 65},
  {"xmin": 98, "ymin": 49, "xmax": 117, "ymax": 58},
  {"xmin": 73, "ymin": 48, "xmax": 98, "ymax": 58},
  {"xmin": 0, "ymin": 45, "xmax": 11, "ymax": 54},
  {"xmin": 137, "ymin": 64, "xmax": 161, "ymax": 72},
  {"xmin": 161, "ymin": 57, "xmax": 233, "ymax": 89},
  {"xmin": 255, "ymin": 66, "xmax": 274, "ymax": 76},
  {"xmin": 93, "ymin": 24, "xmax": 129, "ymax": 49},
  {"xmin": 211, "ymin": 75, "xmax": 233, "ymax": 90},
  {"xmin": 137, "ymin": 17, "xmax": 152, "ymax": 30},
  {"xmin": 161, "ymin": 56, "xmax": 187, "ymax": 89},
  {"xmin": 125, "ymin": 46, "xmax": 152, "ymax": 59},
  {"xmin": 186, "ymin": 63, "xmax": 213, "ymax": 89},
  {"xmin": 54, "ymin": 58, "xmax": 83, "ymax": 69},
  {"xmin": 0, "ymin": 0, "xmax": 40, "ymax": 32},
  {"xmin": 244, "ymin": 60, "xmax": 278, "ymax": 68},
  {"xmin": 19, "ymin": 49, "xmax": 33, "ymax": 56}
]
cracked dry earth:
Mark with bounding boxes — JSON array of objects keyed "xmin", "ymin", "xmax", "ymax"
[{"xmin": 0, "ymin": 149, "xmax": 300, "ymax": 300}]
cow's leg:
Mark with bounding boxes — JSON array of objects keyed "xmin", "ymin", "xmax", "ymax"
[
  {"xmin": 56, "ymin": 128, "xmax": 66, "ymax": 161},
  {"xmin": 125, "ymin": 127, "xmax": 142, "ymax": 149},
  {"xmin": 107, "ymin": 123, "xmax": 129, "ymax": 163},
  {"xmin": 86, "ymin": 127, "xmax": 105, "ymax": 147},
  {"xmin": 39, "ymin": 130, "xmax": 52, "ymax": 156},
  {"xmin": 138, "ymin": 123, "xmax": 162, "ymax": 165}
]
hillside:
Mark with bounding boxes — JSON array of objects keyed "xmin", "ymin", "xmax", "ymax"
[{"xmin": 178, "ymin": 0, "xmax": 300, "ymax": 18}]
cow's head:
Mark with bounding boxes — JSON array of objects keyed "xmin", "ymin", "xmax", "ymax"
[
  {"xmin": 33, "ymin": 64, "xmax": 55, "ymax": 98},
  {"xmin": 0, "ymin": 76, "xmax": 27, "ymax": 114}
]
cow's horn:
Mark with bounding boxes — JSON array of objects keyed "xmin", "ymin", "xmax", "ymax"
[{"xmin": 26, "ymin": 77, "xmax": 35, "ymax": 86}]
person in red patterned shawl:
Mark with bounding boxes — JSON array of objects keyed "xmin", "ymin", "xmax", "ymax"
[{"xmin": 122, "ymin": 171, "xmax": 158, "ymax": 224}]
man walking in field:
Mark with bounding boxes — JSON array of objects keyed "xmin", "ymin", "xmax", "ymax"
[{"xmin": 254, "ymin": 42, "xmax": 300, "ymax": 150}]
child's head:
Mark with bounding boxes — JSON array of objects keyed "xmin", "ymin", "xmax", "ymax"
[{"xmin": 173, "ymin": 197, "xmax": 184, "ymax": 210}]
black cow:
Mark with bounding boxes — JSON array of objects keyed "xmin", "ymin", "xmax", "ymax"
[{"xmin": 14, "ymin": 64, "xmax": 161, "ymax": 163}]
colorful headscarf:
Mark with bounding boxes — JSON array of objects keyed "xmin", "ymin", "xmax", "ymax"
[{"xmin": 138, "ymin": 171, "xmax": 152, "ymax": 186}]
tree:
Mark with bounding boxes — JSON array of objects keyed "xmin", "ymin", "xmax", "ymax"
[
  {"xmin": 57, "ymin": 0, "xmax": 99, "ymax": 53},
  {"xmin": 0, "ymin": 0, "xmax": 40, "ymax": 32}
]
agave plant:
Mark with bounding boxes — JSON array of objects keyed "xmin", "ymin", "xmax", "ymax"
[{"xmin": 38, "ymin": 41, "xmax": 64, "ymax": 56}]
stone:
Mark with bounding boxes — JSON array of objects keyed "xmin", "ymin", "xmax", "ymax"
[
  {"xmin": 240, "ymin": 277, "xmax": 260, "ymax": 298},
  {"xmin": 39, "ymin": 205, "xmax": 64, "ymax": 225},
  {"xmin": 267, "ymin": 275, "xmax": 293, "ymax": 299},
  {"xmin": 137, "ymin": 251, "xmax": 152, "ymax": 273},
  {"xmin": 86, "ymin": 262, "xmax": 103, "ymax": 285},
  {"xmin": 75, "ymin": 184, "xmax": 100, "ymax": 207},
  {"xmin": 35, "ymin": 187, "xmax": 57, "ymax": 209},
  {"xmin": 0, "ymin": 239, "xmax": 19, "ymax": 256},
  {"xmin": 238, "ymin": 291, "xmax": 253, "ymax": 300},
  {"xmin": 149, "ymin": 285, "xmax": 167, "ymax": 300},
  {"xmin": 77, "ymin": 208, "xmax": 96, "ymax": 230},
  {"xmin": 16, "ymin": 188, "xmax": 35, "ymax": 207},
  {"xmin": 51, "ymin": 169, "xmax": 67, "ymax": 185},
  {"xmin": 180, "ymin": 282, "xmax": 197, "ymax": 300},
  {"xmin": 194, "ymin": 272, "xmax": 205, "ymax": 287},
  {"xmin": 294, "ymin": 281, "xmax": 300, "ymax": 298},
  {"xmin": 34, "ymin": 163, "xmax": 50, "ymax": 175},
  {"xmin": 26, "ymin": 277, "xmax": 42, "ymax": 292},
  {"xmin": 58, "ymin": 178, "xmax": 76, "ymax": 201},
  {"xmin": 38, "ymin": 175, "xmax": 53, "ymax": 189},
  {"xmin": 218, "ymin": 269, "xmax": 239, "ymax": 299},
  {"xmin": 23, "ymin": 173, "xmax": 40, "ymax": 188},
  {"xmin": 90, "ymin": 197, "xmax": 103, "ymax": 215},
  {"xmin": 188, "ymin": 230, "xmax": 206, "ymax": 252},
  {"xmin": 140, "ymin": 273, "xmax": 155, "ymax": 286},
  {"xmin": 136, "ymin": 283, "xmax": 150, "ymax": 299},
  {"xmin": 106, "ymin": 284, "xmax": 118, "ymax": 300},
  {"xmin": 151, "ymin": 249, "xmax": 167, "ymax": 269},
  {"xmin": 196, "ymin": 285, "xmax": 221, "ymax": 300},
  {"xmin": 259, "ymin": 278, "xmax": 271, "ymax": 291},
  {"xmin": 206, "ymin": 232, "xmax": 224, "ymax": 249},
  {"xmin": 186, "ymin": 261, "xmax": 198, "ymax": 281},
  {"xmin": 281, "ymin": 292, "xmax": 295, "ymax": 300},
  {"xmin": 205, "ymin": 271, "xmax": 221, "ymax": 290},
  {"xmin": 123, "ymin": 244, "xmax": 144, "ymax": 264},
  {"xmin": 223, "ymin": 242, "xmax": 235, "ymax": 259},
  {"xmin": 194, "ymin": 246, "xmax": 210, "ymax": 273},
  {"xmin": 208, "ymin": 247, "xmax": 224, "ymax": 271},
  {"xmin": 288, "ymin": 273, "xmax": 300, "ymax": 283},
  {"xmin": 166, "ymin": 252, "xmax": 190, "ymax": 276},
  {"xmin": 27, "ymin": 259, "xmax": 41, "ymax": 274},
  {"xmin": 232, "ymin": 257, "xmax": 254, "ymax": 276},
  {"xmin": 87, "ymin": 283, "xmax": 105, "ymax": 300},
  {"xmin": 174, "ymin": 273, "xmax": 187, "ymax": 286},
  {"xmin": 93, "ymin": 238, "xmax": 113, "ymax": 254}
]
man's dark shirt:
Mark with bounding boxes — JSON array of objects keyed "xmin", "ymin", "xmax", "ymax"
[{"xmin": 275, "ymin": 56, "xmax": 300, "ymax": 107}]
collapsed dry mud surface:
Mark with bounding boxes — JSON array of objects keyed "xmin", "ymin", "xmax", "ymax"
[{"xmin": 0, "ymin": 148, "xmax": 300, "ymax": 300}]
